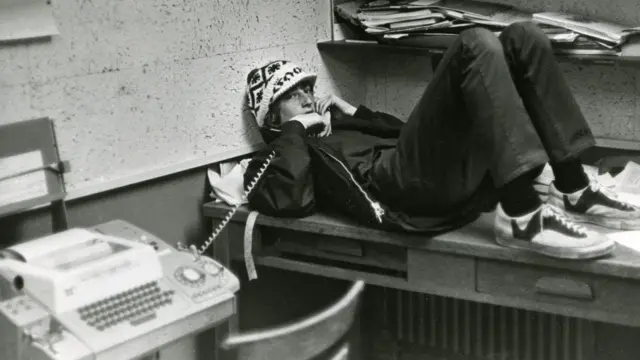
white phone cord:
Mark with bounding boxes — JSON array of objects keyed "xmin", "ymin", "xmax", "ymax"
[{"xmin": 192, "ymin": 150, "xmax": 276, "ymax": 257}]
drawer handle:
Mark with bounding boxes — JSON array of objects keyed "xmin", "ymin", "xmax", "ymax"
[{"xmin": 534, "ymin": 277, "xmax": 593, "ymax": 301}]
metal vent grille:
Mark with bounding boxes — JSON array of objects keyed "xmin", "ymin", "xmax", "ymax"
[{"xmin": 375, "ymin": 288, "xmax": 594, "ymax": 360}]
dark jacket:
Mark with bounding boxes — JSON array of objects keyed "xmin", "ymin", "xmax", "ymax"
[{"xmin": 244, "ymin": 105, "xmax": 484, "ymax": 235}]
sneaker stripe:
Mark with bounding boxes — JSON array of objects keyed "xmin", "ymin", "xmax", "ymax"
[
  {"xmin": 510, "ymin": 210, "xmax": 542, "ymax": 241},
  {"xmin": 563, "ymin": 187, "xmax": 634, "ymax": 214},
  {"xmin": 510, "ymin": 207, "xmax": 588, "ymax": 241}
]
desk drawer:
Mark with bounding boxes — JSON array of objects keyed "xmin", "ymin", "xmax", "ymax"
[
  {"xmin": 477, "ymin": 259, "xmax": 640, "ymax": 314},
  {"xmin": 261, "ymin": 228, "xmax": 407, "ymax": 273},
  {"xmin": 408, "ymin": 249, "xmax": 475, "ymax": 293}
]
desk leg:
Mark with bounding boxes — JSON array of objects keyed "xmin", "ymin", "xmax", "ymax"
[{"xmin": 212, "ymin": 227, "xmax": 238, "ymax": 360}]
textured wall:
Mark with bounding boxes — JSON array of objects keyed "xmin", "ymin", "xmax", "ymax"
[
  {"xmin": 2, "ymin": 0, "xmax": 639, "ymax": 195},
  {"xmin": 0, "ymin": 2, "xmax": 364, "ymax": 359},
  {"xmin": 0, "ymin": 0, "xmax": 365, "ymax": 195},
  {"xmin": 358, "ymin": 0, "xmax": 640, "ymax": 143}
]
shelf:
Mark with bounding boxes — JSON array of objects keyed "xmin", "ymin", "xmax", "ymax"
[
  {"xmin": 318, "ymin": 39, "xmax": 445, "ymax": 55},
  {"xmin": 317, "ymin": 39, "xmax": 640, "ymax": 67}
]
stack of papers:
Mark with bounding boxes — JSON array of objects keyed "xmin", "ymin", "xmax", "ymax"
[
  {"xmin": 609, "ymin": 161, "xmax": 640, "ymax": 208},
  {"xmin": 532, "ymin": 12, "xmax": 640, "ymax": 56},
  {"xmin": 590, "ymin": 161, "xmax": 640, "ymax": 253},
  {"xmin": 351, "ymin": 0, "xmax": 532, "ymax": 37},
  {"xmin": 335, "ymin": 0, "xmax": 639, "ymax": 56},
  {"xmin": 608, "ymin": 231, "xmax": 640, "ymax": 253},
  {"xmin": 532, "ymin": 12, "xmax": 640, "ymax": 47}
]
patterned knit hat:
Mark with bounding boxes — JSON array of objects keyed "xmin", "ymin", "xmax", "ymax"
[{"xmin": 246, "ymin": 60, "xmax": 317, "ymax": 127}]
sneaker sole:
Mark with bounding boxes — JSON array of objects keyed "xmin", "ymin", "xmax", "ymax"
[
  {"xmin": 564, "ymin": 212, "xmax": 640, "ymax": 231},
  {"xmin": 495, "ymin": 235, "xmax": 616, "ymax": 260}
]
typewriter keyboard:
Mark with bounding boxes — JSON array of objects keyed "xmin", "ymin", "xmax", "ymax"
[{"xmin": 78, "ymin": 281, "xmax": 175, "ymax": 331}]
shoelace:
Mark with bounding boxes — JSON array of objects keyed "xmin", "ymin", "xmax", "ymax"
[
  {"xmin": 542, "ymin": 204, "xmax": 588, "ymax": 236},
  {"xmin": 588, "ymin": 178, "xmax": 636, "ymax": 211}
]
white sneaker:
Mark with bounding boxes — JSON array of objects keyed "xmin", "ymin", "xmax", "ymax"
[
  {"xmin": 548, "ymin": 180, "xmax": 640, "ymax": 230},
  {"xmin": 495, "ymin": 203, "xmax": 615, "ymax": 259}
]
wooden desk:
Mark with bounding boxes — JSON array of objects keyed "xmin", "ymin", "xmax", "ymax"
[{"xmin": 203, "ymin": 202, "xmax": 640, "ymax": 330}]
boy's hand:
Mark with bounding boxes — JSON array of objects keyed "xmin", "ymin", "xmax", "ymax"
[{"xmin": 315, "ymin": 95, "xmax": 357, "ymax": 117}]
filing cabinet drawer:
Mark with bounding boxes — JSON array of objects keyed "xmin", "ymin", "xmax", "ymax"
[{"xmin": 477, "ymin": 259, "xmax": 640, "ymax": 314}]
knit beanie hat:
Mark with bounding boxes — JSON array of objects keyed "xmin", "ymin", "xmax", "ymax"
[{"xmin": 246, "ymin": 60, "xmax": 317, "ymax": 127}]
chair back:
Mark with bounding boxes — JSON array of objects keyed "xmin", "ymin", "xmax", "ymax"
[
  {"xmin": 0, "ymin": 118, "xmax": 70, "ymax": 233},
  {"xmin": 221, "ymin": 280, "xmax": 365, "ymax": 360}
]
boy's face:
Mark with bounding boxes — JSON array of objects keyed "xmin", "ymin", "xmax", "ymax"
[{"xmin": 275, "ymin": 82, "xmax": 315, "ymax": 124}]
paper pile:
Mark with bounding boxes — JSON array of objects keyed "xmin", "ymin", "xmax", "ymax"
[
  {"xmin": 609, "ymin": 161, "xmax": 640, "ymax": 207},
  {"xmin": 337, "ymin": 0, "xmax": 531, "ymax": 38},
  {"xmin": 335, "ymin": 1, "xmax": 634, "ymax": 56},
  {"xmin": 608, "ymin": 230, "xmax": 640, "ymax": 253},
  {"xmin": 595, "ymin": 161, "xmax": 640, "ymax": 252},
  {"xmin": 532, "ymin": 12, "xmax": 640, "ymax": 47}
]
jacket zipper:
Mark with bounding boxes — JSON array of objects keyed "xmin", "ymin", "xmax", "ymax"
[{"xmin": 318, "ymin": 148, "xmax": 385, "ymax": 223}]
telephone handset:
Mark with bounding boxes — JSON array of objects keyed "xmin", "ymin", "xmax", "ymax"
[{"xmin": 178, "ymin": 150, "xmax": 276, "ymax": 261}]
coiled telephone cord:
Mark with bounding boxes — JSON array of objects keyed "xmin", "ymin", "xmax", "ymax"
[{"xmin": 194, "ymin": 150, "xmax": 276, "ymax": 257}]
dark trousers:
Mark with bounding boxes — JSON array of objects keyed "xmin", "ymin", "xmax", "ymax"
[{"xmin": 371, "ymin": 22, "xmax": 595, "ymax": 216}]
